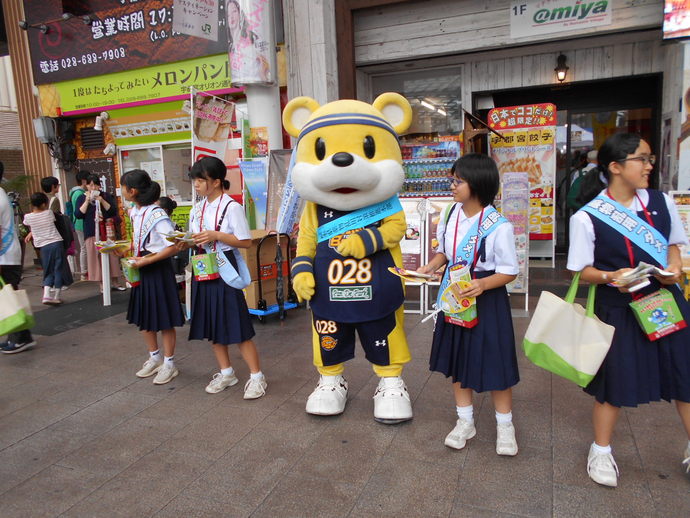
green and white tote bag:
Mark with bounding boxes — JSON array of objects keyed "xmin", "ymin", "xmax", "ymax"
[
  {"xmin": 0, "ymin": 277, "xmax": 34, "ymax": 336},
  {"xmin": 523, "ymin": 272, "xmax": 614, "ymax": 387}
]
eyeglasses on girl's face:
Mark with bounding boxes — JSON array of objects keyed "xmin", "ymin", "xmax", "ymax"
[
  {"xmin": 447, "ymin": 176, "xmax": 465, "ymax": 188},
  {"xmin": 618, "ymin": 154, "xmax": 656, "ymax": 166}
]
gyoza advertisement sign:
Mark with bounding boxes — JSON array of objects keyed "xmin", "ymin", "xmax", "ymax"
[{"xmin": 510, "ymin": 0, "xmax": 612, "ymax": 39}]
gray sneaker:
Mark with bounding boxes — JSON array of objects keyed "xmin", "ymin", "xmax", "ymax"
[
  {"xmin": 243, "ymin": 376, "xmax": 267, "ymax": 399},
  {"xmin": 445, "ymin": 418, "xmax": 476, "ymax": 450},
  {"xmin": 153, "ymin": 363, "xmax": 179, "ymax": 385},
  {"xmin": 205, "ymin": 372, "xmax": 239, "ymax": 394},
  {"xmin": 136, "ymin": 357, "xmax": 163, "ymax": 378},
  {"xmin": 682, "ymin": 444, "xmax": 690, "ymax": 473}
]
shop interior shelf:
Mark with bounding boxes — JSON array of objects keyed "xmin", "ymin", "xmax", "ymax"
[
  {"xmin": 404, "ymin": 177, "xmax": 450, "ymax": 183},
  {"xmin": 400, "ymin": 192, "xmax": 452, "ymax": 197},
  {"xmin": 403, "ymin": 157, "xmax": 456, "ymax": 164}
]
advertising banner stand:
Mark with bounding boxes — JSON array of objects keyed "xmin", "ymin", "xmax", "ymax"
[{"xmin": 488, "ymin": 103, "xmax": 557, "ymax": 266}]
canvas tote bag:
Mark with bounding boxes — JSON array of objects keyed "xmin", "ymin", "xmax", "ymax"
[
  {"xmin": 0, "ymin": 277, "xmax": 35, "ymax": 335},
  {"xmin": 523, "ymin": 272, "xmax": 614, "ymax": 387}
]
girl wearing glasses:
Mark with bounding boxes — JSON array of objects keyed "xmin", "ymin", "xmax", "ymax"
[
  {"xmin": 417, "ymin": 154, "xmax": 520, "ymax": 456},
  {"xmin": 568, "ymin": 133, "xmax": 690, "ymax": 487}
]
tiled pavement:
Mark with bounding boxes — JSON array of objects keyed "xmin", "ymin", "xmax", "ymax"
[{"xmin": 1, "ymin": 262, "xmax": 689, "ymax": 517}]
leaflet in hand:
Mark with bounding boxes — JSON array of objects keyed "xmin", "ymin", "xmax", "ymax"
[
  {"xmin": 95, "ymin": 240, "xmax": 130, "ymax": 253},
  {"xmin": 160, "ymin": 230, "xmax": 195, "ymax": 244},
  {"xmin": 612, "ymin": 261, "xmax": 676, "ymax": 291},
  {"xmin": 387, "ymin": 266, "xmax": 437, "ymax": 283}
]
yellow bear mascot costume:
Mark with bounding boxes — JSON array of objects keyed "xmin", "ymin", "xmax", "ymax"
[{"xmin": 283, "ymin": 93, "xmax": 414, "ymax": 424}]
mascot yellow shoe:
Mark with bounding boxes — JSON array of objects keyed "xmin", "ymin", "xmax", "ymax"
[{"xmin": 283, "ymin": 93, "xmax": 414, "ymax": 424}]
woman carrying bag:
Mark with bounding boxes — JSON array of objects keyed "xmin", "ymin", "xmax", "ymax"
[{"xmin": 567, "ymin": 133, "xmax": 690, "ymax": 487}]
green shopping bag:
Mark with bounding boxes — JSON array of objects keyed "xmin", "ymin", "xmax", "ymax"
[
  {"xmin": 523, "ymin": 273, "xmax": 615, "ymax": 387},
  {"xmin": 0, "ymin": 277, "xmax": 35, "ymax": 335}
]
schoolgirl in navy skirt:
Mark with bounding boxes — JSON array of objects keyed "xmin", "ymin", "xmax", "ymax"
[
  {"xmin": 568, "ymin": 133, "xmax": 690, "ymax": 487},
  {"xmin": 418, "ymin": 154, "xmax": 520, "ymax": 456},
  {"xmin": 178, "ymin": 156, "xmax": 267, "ymax": 400},
  {"xmin": 121, "ymin": 169, "xmax": 184, "ymax": 385}
]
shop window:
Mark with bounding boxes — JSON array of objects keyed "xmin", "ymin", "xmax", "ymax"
[{"xmin": 372, "ymin": 68, "xmax": 462, "ymax": 134}]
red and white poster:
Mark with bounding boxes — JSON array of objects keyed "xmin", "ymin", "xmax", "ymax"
[
  {"xmin": 488, "ymin": 103, "xmax": 557, "ymax": 241},
  {"xmin": 191, "ymin": 88, "xmax": 234, "ymax": 163}
]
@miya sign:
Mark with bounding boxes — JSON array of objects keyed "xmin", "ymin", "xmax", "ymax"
[{"xmin": 510, "ymin": 0, "xmax": 612, "ymax": 39}]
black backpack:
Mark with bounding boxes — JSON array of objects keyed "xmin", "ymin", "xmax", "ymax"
[{"xmin": 53, "ymin": 211, "xmax": 75, "ymax": 250}]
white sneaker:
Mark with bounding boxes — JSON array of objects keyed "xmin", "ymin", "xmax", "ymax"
[
  {"xmin": 587, "ymin": 444, "xmax": 619, "ymax": 487},
  {"xmin": 445, "ymin": 418, "xmax": 476, "ymax": 450},
  {"xmin": 243, "ymin": 376, "xmax": 267, "ymax": 399},
  {"xmin": 373, "ymin": 376, "xmax": 413, "ymax": 424},
  {"xmin": 682, "ymin": 445, "xmax": 690, "ymax": 474},
  {"xmin": 153, "ymin": 363, "xmax": 179, "ymax": 385},
  {"xmin": 205, "ymin": 372, "xmax": 238, "ymax": 394},
  {"xmin": 136, "ymin": 357, "xmax": 163, "ymax": 378},
  {"xmin": 496, "ymin": 422, "xmax": 518, "ymax": 456},
  {"xmin": 305, "ymin": 375, "xmax": 348, "ymax": 416}
]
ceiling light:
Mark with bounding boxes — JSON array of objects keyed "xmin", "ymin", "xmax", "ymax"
[{"xmin": 420, "ymin": 100, "xmax": 435, "ymax": 111}]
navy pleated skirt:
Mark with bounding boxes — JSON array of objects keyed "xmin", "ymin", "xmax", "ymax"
[
  {"xmin": 430, "ymin": 271, "xmax": 519, "ymax": 392},
  {"xmin": 585, "ymin": 284, "xmax": 690, "ymax": 407},
  {"xmin": 127, "ymin": 258, "xmax": 184, "ymax": 332},
  {"xmin": 188, "ymin": 250, "xmax": 255, "ymax": 346}
]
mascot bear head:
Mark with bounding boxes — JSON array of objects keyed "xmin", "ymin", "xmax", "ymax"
[{"xmin": 282, "ymin": 93, "xmax": 412, "ymax": 211}]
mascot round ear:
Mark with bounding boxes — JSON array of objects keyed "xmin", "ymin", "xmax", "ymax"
[
  {"xmin": 283, "ymin": 97, "xmax": 321, "ymax": 138},
  {"xmin": 373, "ymin": 92, "xmax": 412, "ymax": 135}
]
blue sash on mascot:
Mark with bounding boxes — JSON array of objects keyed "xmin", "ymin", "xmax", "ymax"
[
  {"xmin": 581, "ymin": 195, "xmax": 668, "ymax": 268},
  {"xmin": 436, "ymin": 205, "xmax": 507, "ymax": 309},
  {"xmin": 193, "ymin": 198, "xmax": 251, "ymax": 289},
  {"xmin": 316, "ymin": 195, "xmax": 402, "ymax": 243}
]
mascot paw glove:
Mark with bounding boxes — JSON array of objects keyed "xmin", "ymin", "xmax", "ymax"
[
  {"xmin": 293, "ymin": 271, "xmax": 316, "ymax": 302},
  {"xmin": 337, "ymin": 233, "xmax": 367, "ymax": 259}
]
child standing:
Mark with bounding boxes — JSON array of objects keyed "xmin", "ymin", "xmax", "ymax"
[
  {"xmin": 122, "ymin": 170, "xmax": 185, "ymax": 385},
  {"xmin": 180, "ymin": 156, "xmax": 267, "ymax": 399},
  {"xmin": 23, "ymin": 192, "xmax": 73, "ymax": 304},
  {"xmin": 418, "ymin": 153, "xmax": 520, "ymax": 455},
  {"xmin": 568, "ymin": 133, "xmax": 690, "ymax": 487}
]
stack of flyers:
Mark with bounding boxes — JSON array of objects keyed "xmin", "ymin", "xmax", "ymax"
[
  {"xmin": 387, "ymin": 266, "xmax": 437, "ymax": 283},
  {"xmin": 160, "ymin": 230, "xmax": 195, "ymax": 244},
  {"xmin": 612, "ymin": 261, "xmax": 676, "ymax": 292},
  {"xmin": 95, "ymin": 240, "xmax": 130, "ymax": 254}
]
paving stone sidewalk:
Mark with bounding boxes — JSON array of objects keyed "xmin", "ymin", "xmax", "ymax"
[{"xmin": 0, "ymin": 264, "xmax": 688, "ymax": 517}]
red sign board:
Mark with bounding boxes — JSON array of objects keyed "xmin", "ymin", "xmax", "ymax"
[{"xmin": 488, "ymin": 103, "xmax": 556, "ymax": 130}]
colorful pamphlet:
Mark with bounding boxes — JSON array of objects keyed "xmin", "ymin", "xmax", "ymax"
[
  {"xmin": 95, "ymin": 240, "xmax": 130, "ymax": 254},
  {"xmin": 387, "ymin": 266, "xmax": 437, "ymax": 283}
]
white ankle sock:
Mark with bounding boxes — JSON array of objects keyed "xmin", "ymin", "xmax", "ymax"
[
  {"xmin": 456, "ymin": 405, "xmax": 474, "ymax": 423},
  {"xmin": 496, "ymin": 411, "xmax": 513, "ymax": 424},
  {"xmin": 221, "ymin": 367, "xmax": 235, "ymax": 377},
  {"xmin": 164, "ymin": 356, "xmax": 174, "ymax": 366},
  {"xmin": 149, "ymin": 350, "xmax": 160, "ymax": 360},
  {"xmin": 43, "ymin": 286, "xmax": 52, "ymax": 298},
  {"xmin": 592, "ymin": 442, "xmax": 612, "ymax": 455},
  {"xmin": 250, "ymin": 371, "xmax": 264, "ymax": 380}
]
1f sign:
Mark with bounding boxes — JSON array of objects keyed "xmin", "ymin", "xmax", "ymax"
[{"xmin": 510, "ymin": 0, "xmax": 612, "ymax": 39}]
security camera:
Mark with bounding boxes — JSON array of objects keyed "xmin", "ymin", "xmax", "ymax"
[
  {"xmin": 103, "ymin": 143, "xmax": 116, "ymax": 156},
  {"xmin": 93, "ymin": 112, "xmax": 109, "ymax": 131}
]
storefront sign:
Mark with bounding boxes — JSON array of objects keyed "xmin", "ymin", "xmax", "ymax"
[
  {"xmin": 664, "ymin": 0, "xmax": 690, "ymax": 40},
  {"xmin": 510, "ymin": 0, "xmax": 612, "ymax": 39},
  {"xmin": 226, "ymin": 0, "xmax": 275, "ymax": 85},
  {"xmin": 488, "ymin": 103, "xmax": 557, "ymax": 240},
  {"xmin": 43, "ymin": 54, "xmax": 237, "ymax": 116},
  {"xmin": 24, "ymin": 0, "xmax": 229, "ymax": 85},
  {"xmin": 173, "ymin": 0, "xmax": 219, "ymax": 41},
  {"xmin": 192, "ymin": 88, "xmax": 235, "ymax": 163}
]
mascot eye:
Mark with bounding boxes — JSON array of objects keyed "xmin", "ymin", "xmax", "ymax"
[
  {"xmin": 315, "ymin": 138, "xmax": 326, "ymax": 160},
  {"xmin": 363, "ymin": 136, "xmax": 375, "ymax": 159}
]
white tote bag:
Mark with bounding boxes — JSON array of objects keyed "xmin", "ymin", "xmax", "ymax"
[
  {"xmin": 0, "ymin": 278, "xmax": 34, "ymax": 335},
  {"xmin": 523, "ymin": 273, "xmax": 615, "ymax": 387}
]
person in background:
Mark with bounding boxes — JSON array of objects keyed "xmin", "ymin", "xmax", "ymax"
[
  {"xmin": 74, "ymin": 174, "xmax": 125, "ymax": 290},
  {"xmin": 157, "ymin": 196, "xmax": 183, "ymax": 232},
  {"xmin": 0, "ymin": 161, "xmax": 36, "ymax": 353},
  {"xmin": 69, "ymin": 170, "xmax": 90, "ymax": 280},
  {"xmin": 23, "ymin": 192, "xmax": 72, "ymax": 305},
  {"xmin": 40, "ymin": 176, "xmax": 61, "ymax": 213}
]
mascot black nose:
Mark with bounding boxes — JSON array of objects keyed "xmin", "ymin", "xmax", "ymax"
[{"xmin": 332, "ymin": 152, "xmax": 354, "ymax": 167}]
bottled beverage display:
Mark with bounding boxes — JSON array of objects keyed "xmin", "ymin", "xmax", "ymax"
[{"xmin": 399, "ymin": 137, "xmax": 461, "ymax": 197}]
